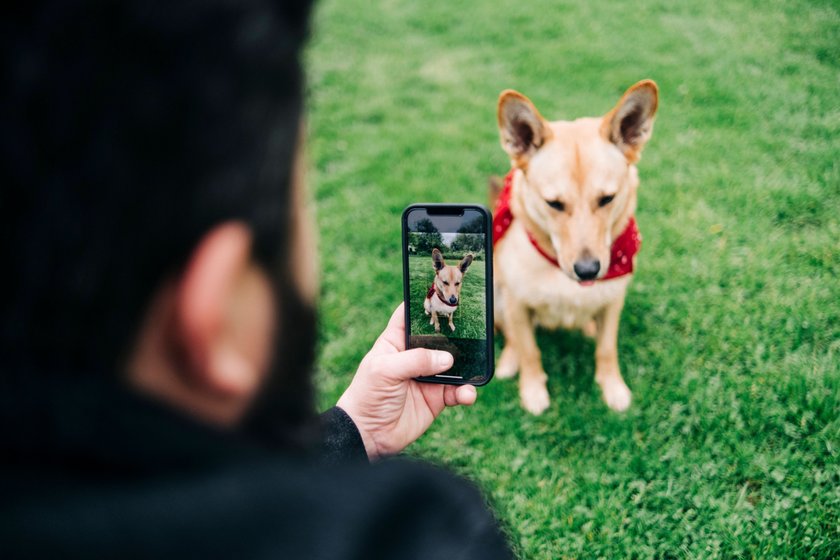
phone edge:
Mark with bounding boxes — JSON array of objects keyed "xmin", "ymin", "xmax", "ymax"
[{"xmin": 401, "ymin": 203, "xmax": 495, "ymax": 387}]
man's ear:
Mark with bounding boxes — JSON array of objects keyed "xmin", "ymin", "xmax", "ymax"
[
  {"xmin": 432, "ymin": 248, "xmax": 445, "ymax": 271},
  {"xmin": 601, "ymin": 80, "xmax": 658, "ymax": 163},
  {"xmin": 175, "ymin": 221, "xmax": 265, "ymax": 397},
  {"xmin": 498, "ymin": 90, "xmax": 553, "ymax": 169},
  {"xmin": 458, "ymin": 254, "xmax": 473, "ymax": 273}
]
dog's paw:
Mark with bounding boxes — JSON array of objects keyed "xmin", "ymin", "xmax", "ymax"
[
  {"xmin": 434, "ymin": 325, "xmax": 441, "ymax": 333},
  {"xmin": 495, "ymin": 347, "xmax": 519, "ymax": 379},
  {"xmin": 520, "ymin": 379, "xmax": 550, "ymax": 415},
  {"xmin": 429, "ymin": 317, "xmax": 434, "ymax": 325},
  {"xmin": 599, "ymin": 377, "xmax": 632, "ymax": 412},
  {"xmin": 449, "ymin": 323, "xmax": 455, "ymax": 332}
]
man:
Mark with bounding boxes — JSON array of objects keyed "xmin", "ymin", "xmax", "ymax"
[{"xmin": 1, "ymin": 1, "xmax": 514, "ymax": 557}]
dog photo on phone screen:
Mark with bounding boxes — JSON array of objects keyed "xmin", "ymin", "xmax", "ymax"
[{"xmin": 408, "ymin": 230, "xmax": 485, "ymax": 339}]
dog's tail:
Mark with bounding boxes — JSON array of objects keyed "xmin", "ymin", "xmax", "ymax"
[{"xmin": 488, "ymin": 175, "xmax": 504, "ymax": 212}]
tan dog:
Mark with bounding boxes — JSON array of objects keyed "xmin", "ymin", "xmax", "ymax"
[
  {"xmin": 492, "ymin": 80, "xmax": 658, "ymax": 414},
  {"xmin": 424, "ymin": 248, "xmax": 473, "ymax": 333}
]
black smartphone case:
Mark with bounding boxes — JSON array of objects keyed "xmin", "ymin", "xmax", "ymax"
[{"xmin": 401, "ymin": 204, "xmax": 494, "ymax": 386}]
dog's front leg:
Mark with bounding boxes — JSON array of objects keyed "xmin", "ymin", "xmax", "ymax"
[
  {"xmin": 494, "ymin": 286, "xmax": 519, "ymax": 379},
  {"xmin": 448, "ymin": 313, "xmax": 455, "ymax": 332},
  {"xmin": 505, "ymin": 296, "xmax": 550, "ymax": 415},
  {"xmin": 431, "ymin": 310, "xmax": 440, "ymax": 333},
  {"xmin": 594, "ymin": 295, "xmax": 632, "ymax": 411}
]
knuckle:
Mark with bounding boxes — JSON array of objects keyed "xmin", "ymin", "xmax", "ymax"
[{"xmin": 367, "ymin": 356, "xmax": 386, "ymax": 377}]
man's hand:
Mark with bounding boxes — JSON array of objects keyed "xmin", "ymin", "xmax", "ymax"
[{"xmin": 337, "ymin": 304, "xmax": 477, "ymax": 460}]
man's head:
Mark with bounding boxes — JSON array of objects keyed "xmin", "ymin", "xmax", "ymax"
[{"xmin": 2, "ymin": 0, "xmax": 317, "ymax": 443}]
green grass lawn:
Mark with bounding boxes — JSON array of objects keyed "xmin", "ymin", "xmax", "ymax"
[
  {"xmin": 306, "ymin": 0, "xmax": 839, "ymax": 558},
  {"xmin": 407, "ymin": 254, "xmax": 487, "ymax": 339}
]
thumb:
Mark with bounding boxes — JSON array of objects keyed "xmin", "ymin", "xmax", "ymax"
[{"xmin": 370, "ymin": 348, "xmax": 454, "ymax": 381}]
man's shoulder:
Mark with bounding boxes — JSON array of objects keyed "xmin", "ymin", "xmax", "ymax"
[
  {"xmin": 249, "ymin": 454, "xmax": 515, "ymax": 559},
  {"xmin": 0, "ymin": 376, "xmax": 513, "ymax": 559},
  {"xmin": 2, "ymin": 453, "xmax": 513, "ymax": 559}
]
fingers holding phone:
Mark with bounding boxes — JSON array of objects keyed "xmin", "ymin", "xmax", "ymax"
[
  {"xmin": 337, "ymin": 206, "xmax": 494, "ymax": 460},
  {"xmin": 337, "ymin": 304, "xmax": 477, "ymax": 460}
]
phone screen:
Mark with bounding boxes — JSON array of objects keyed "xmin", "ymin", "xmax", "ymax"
[{"xmin": 402, "ymin": 205, "xmax": 494, "ymax": 385}]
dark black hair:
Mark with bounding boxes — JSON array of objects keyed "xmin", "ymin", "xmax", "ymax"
[{"xmin": 1, "ymin": 1, "xmax": 317, "ymax": 444}]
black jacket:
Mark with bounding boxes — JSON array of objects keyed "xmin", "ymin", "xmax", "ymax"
[{"xmin": 0, "ymin": 373, "xmax": 514, "ymax": 559}]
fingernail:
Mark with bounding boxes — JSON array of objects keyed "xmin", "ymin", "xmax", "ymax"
[{"xmin": 434, "ymin": 351, "xmax": 454, "ymax": 369}]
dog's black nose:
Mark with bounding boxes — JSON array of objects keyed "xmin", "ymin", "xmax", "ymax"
[
  {"xmin": 449, "ymin": 296, "xmax": 458, "ymax": 305},
  {"xmin": 573, "ymin": 259, "xmax": 601, "ymax": 281}
]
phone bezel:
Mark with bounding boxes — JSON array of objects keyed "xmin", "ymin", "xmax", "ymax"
[{"xmin": 401, "ymin": 203, "xmax": 495, "ymax": 386}]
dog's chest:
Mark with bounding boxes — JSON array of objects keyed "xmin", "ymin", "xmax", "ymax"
[
  {"xmin": 497, "ymin": 226, "xmax": 630, "ymax": 329},
  {"xmin": 427, "ymin": 294, "xmax": 458, "ymax": 316}
]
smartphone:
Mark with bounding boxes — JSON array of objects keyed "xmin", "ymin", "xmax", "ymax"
[{"xmin": 401, "ymin": 204, "xmax": 494, "ymax": 385}]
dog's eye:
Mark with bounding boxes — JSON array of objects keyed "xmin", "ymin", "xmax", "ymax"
[
  {"xmin": 455, "ymin": 282, "xmax": 461, "ymax": 286},
  {"xmin": 442, "ymin": 281, "xmax": 450, "ymax": 286},
  {"xmin": 546, "ymin": 199, "xmax": 565, "ymax": 212},
  {"xmin": 598, "ymin": 194, "xmax": 615, "ymax": 207}
]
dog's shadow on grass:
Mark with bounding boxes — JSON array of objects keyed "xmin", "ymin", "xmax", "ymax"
[
  {"xmin": 494, "ymin": 328, "xmax": 597, "ymax": 400},
  {"xmin": 491, "ymin": 294, "xmax": 655, "ymax": 407},
  {"xmin": 537, "ymin": 329, "xmax": 597, "ymax": 397}
]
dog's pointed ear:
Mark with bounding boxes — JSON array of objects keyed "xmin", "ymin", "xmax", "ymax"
[
  {"xmin": 601, "ymin": 80, "xmax": 658, "ymax": 163},
  {"xmin": 498, "ymin": 90, "xmax": 553, "ymax": 169},
  {"xmin": 458, "ymin": 254, "xmax": 473, "ymax": 273},
  {"xmin": 432, "ymin": 248, "xmax": 445, "ymax": 271}
]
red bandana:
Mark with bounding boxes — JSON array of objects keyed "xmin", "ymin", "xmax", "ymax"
[
  {"xmin": 427, "ymin": 283, "xmax": 457, "ymax": 307},
  {"xmin": 492, "ymin": 170, "xmax": 641, "ymax": 281}
]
